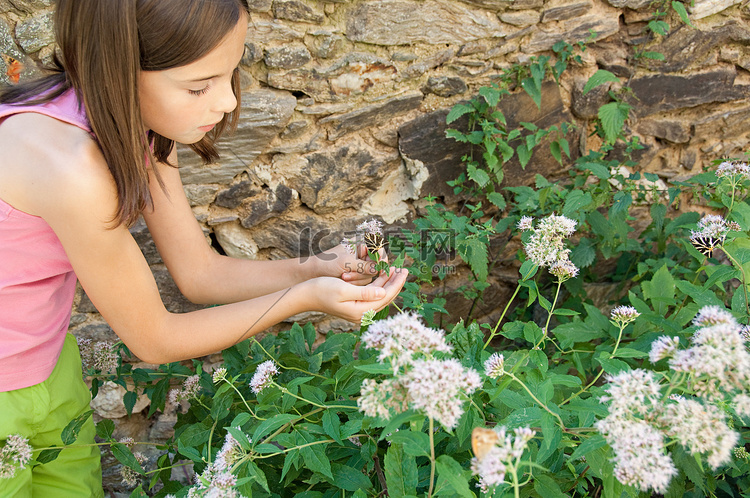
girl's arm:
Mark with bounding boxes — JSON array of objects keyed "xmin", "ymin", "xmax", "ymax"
[
  {"xmin": 142, "ymin": 149, "xmax": 380, "ymax": 305},
  {"xmin": 29, "ymin": 127, "xmax": 405, "ymax": 364}
]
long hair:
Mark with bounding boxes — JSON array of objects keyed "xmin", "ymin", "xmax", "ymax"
[{"xmin": 0, "ymin": 0, "xmax": 249, "ymax": 227}]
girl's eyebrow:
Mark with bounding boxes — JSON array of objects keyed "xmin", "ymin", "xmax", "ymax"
[{"xmin": 185, "ymin": 74, "xmax": 220, "ymax": 83}]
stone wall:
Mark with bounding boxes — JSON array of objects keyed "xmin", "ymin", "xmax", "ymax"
[{"xmin": 4, "ymin": 0, "xmax": 750, "ymax": 494}]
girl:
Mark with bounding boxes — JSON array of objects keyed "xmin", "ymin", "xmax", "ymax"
[{"xmin": 0, "ymin": 0, "xmax": 407, "ymax": 495}]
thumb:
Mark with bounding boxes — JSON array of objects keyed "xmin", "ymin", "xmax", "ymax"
[{"xmin": 359, "ymin": 285, "xmax": 386, "ymax": 301}]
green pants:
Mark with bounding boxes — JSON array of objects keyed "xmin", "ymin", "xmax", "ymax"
[{"xmin": 0, "ymin": 334, "xmax": 103, "ymax": 497}]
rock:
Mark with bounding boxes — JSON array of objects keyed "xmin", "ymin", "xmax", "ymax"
[
  {"xmin": 692, "ymin": 103, "xmax": 750, "ymax": 141},
  {"xmin": 267, "ymin": 68, "xmax": 334, "ymax": 101},
  {"xmin": 247, "ymin": 0, "xmax": 273, "ymax": 11},
  {"xmin": 246, "ymin": 20, "xmax": 304, "ymax": 45},
  {"xmin": 403, "ymin": 48, "xmax": 455, "ymax": 79},
  {"xmin": 15, "ymin": 10, "xmax": 54, "ymax": 52},
  {"xmin": 319, "ymin": 92, "xmax": 423, "ymax": 140},
  {"xmin": 522, "ymin": 14, "xmax": 619, "ymax": 53},
  {"xmin": 636, "ymin": 118, "xmax": 691, "ymax": 144},
  {"xmin": 283, "ymin": 137, "xmax": 400, "ymax": 214},
  {"xmin": 177, "ymin": 89, "xmax": 296, "ymax": 184},
  {"xmin": 650, "ymin": 24, "xmax": 743, "ymax": 73},
  {"xmin": 215, "ymin": 180, "xmax": 262, "ymax": 209},
  {"xmin": 242, "ymin": 42, "xmax": 264, "ymax": 65},
  {"xmin": 297, "ymin": 101, "xmax": 357, "ymax": 116},
  {"xmin": 605, "ymin": 0, "xmax": 650, "ymax": 8},
  {"xmin": 346, "ymin": 0, "xmax": 507, "ymax": 46},
  {"xmin": 423, "ymin": 76, "xmax": 468, "ymax": 97},
  {"xmin": 90, "ymin": 382, "xmax": 150, "ymax": 420},
  {"xmin": 183, "ymin": 184, "xmax": 219, "ymax": 206},
  {"xmin": 273, "ymin": 0, "xmax": 325, "ymax": 23},
  {"xmin": 250, "ymin": 213, "xmax": 343, "ymax": 257},
  {"xmin": 237, "ymin": 184, "xmax": 297, "ymax": 228},
  {"xmin": 499, "ymin": 10, "xmax": 541, "ymax": 27},
  {"xmin": 571, "ymin": 78, "xmax": 612, "ymax": 119},
  {"xmin": 398, "ymin": 81, "xmax": 578, "ymax": 200},
  {"xmin": 509, "ymin": 0, "xmax": 544, "ymax": 8},
  {"xmin": 281, "ymin": 120, "xmax": 309, "ymax": 138},
  {"xmin": 456, "ymin": 0, "xmax": 510, "ymax": 9},
  {"xmin": 328, "ymin": 59, "xmax": 398, "ymax": 96},
  {"xmin": 213, "ymin": 222, "xmax": 260, "ymax": 259},
  {"xmin": 306, "ymin": 30, "xmax": 346, "ymax": 59},
  {"xmin": 6, "ymin": 0, "xmax": 52, "ymax": 12},
  {"xmin": 628, "ymin": 67, "xmax": 750, "ymax": 117},
  {"xmin": 541, "ymin": 1, "xmax": 593, "ymax": 22},
  {"xmin": 264, "ymin": 44, "xmax": 312, "ymax": 69},
  {"xmin": 690, "ymin": 0, "xmax": 742, "ymax": 19},
  {"xmin": 361, "ymin": 157, "xmax": 430, "ymax": 223}
]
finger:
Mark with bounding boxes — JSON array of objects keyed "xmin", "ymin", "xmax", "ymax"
[{"xmin": 358, "ymin": 285, "xmax": 386, "ymax": 301}]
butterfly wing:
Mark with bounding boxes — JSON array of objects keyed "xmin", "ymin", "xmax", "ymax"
[
  {"xmin": 471, "ymin": 427, "xmax": 499, "ymax": 461},
  {"xmin": 1, "ymin": 54, "xmax": 22, "ymax": 84},
  {"xmin": 363, "ymin": 232, "xmax": 386, "ymax": 254},
  {"xmin": 690, "ymin": 235, "xmax": 719, "ymax": 258}
]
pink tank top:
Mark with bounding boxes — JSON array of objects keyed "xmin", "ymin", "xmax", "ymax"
[{"xmin": 0, "ymin": 89, "xmax": 93, "ymax": 391}]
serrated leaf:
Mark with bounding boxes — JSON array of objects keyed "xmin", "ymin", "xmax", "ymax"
[
  {"xmin": 96, "ymin": 419, "xmax": 115, "ymax": 440},
  {"xmin": 672, "ymin": 1, "xmax": 693, "ymax": 26},
  {"xmin": 598, "ymin": 101, "xmax": 629, "ymax": 144},
  {"xmin": 487, "ymin": 192, "xmax": 506, "ymax": 210},
  {"xmin": 446, "ymin": 103, "xmax": 474, "ymax": 124},
  {"xmin": 385, "ymin": 444, "xmax": 418, "ymax": 497},
  {"xmin": 458, "ymin": 237, "xmax": 488, "ymax": 281},
  {"xmin": 467, "ymin": 164, "xmax": 491, "ymax": 188},
  {"xmin": 300, "ymin": 439, "xmax": 332, "ymax": 479},
  {"xmin": 583, "ymin": 69, "xmax": 619, "ymax": 95}
]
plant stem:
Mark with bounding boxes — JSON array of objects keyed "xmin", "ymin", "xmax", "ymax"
[
  {"xmin": 722, "ymin": 247, "xmax": 750, "ymax": 318},
  {"xmin": 428, "ymin": 416, "xmax": 436, "ymax": 498},
  {"xmin": 484, "ymin": 282, "xmax": 521, "ymax": 349},
  {"xmin": 507, "ymin": 372, "xmax": 565, "ymax": 430},
  {"xmin": 224, "ymin": 379, "xmax": 264, "ymax": 420},
  {"xmin": 537, "ymin": 280, "xmax": 563, "ymax": 349},
  {"xmin": 275, "ymin": 384, "xmax": 355, "ymax": 410}
]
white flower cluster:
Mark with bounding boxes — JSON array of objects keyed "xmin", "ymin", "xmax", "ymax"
[
  {"xmin": 470, "ymin": 427, "xmax": 535, "ymax": 493},
  {"xmin": 120, "ymin": 452, "xmax": 148, "ymax": 487},
  {"xmin": 250, "ymin": 360, "xmax": 279, "ymax": 395},
  {"xmin": 518, "ymin": 214, "xmax": 579, "ymax": 281},
  {"xmin": 341, "ymin": 218, "xmax": 384, "ymax": 254},
  {"xmin": 0, "ymin": 434, "xmax": 33, "ymax": 479},
  {"xmin": 361, "ymin": 312, "xmax": 453, "ymax": 372},
  {"xmin": 78, "ymin": 338, "xmax": 119, "ymax": 374},
  {"xmin": 598, "ymin": 305, "xmax": 750, "ymax": 492},
  {"xmin": 690, "ymin": 214, "xmax": 740, "ymax": 242},
  {"xmin": 357, "ymin": 312, "xmax": 481, "ymax": 429},
  {"xmin": 716, "ymin": 160, "xmax": 750, "ymax": 180},
  {"xmin": 610, "ymin": 306, "xmax": 640, "ymax": 327},
  {"xmin": 668, "ymin": 307, "xmax": 750, "ymax": 399},
  {"xmin": 484, "ymin": 353, "xmax": 505, "ymax": 378},
  {"xmin": 186, "ymin": 431, "xmax": 249, "ymax": 498},
  {"xmin": 168, "ymin": 374, "xmax": 202, "ymax": 405}
]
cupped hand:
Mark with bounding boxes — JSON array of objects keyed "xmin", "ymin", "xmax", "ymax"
[
  {"xmin": 318, "ymin": 243, "xmax": 389, "ymax": 285},
  {"xmin": 305, "ymin": 266, "xmax": 407, "ymax": 323}
]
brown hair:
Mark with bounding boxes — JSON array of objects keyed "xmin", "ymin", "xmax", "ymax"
[{"xmin": 0, "ymin": 0, "xmax": 249, "ymax": 227}]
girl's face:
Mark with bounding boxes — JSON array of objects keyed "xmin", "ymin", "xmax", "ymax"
[{"xmin": 138, "ymin": 14, "xmax": 248, "ymax": 145}]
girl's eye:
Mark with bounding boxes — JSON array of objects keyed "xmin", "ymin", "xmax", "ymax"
[{"xmin": 188, "ymin": 85, "xmax": 210, "ymax": 96}]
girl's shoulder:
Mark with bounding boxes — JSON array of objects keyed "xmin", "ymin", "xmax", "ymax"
[{"xmin": 0, "ymin": 111, "xmax": 113, "ymax": 218}]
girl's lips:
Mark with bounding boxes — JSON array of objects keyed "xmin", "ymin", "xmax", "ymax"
[{"xmin": 198, "ymin": 123, "xmax": 216, "ymax": 132}]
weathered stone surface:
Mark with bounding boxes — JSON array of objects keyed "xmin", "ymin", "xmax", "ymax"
[
  {"xmin": 273, "ymin": 0, "xmax": 325, "ymax": 23},
  {"xmin": 215, "ymin": 181, "xmax": 262, "ymax": 209},
  {"xmin": 91, "ymin": 381, "xmax": 150, "ymax": 419},
  {"xmin": 346, "ymin": 0, "xmax": 507, "ymax": 46},
  {"xmin": 509, "ymin": 0, "xmax": 544, "ymax": 8},
  {"xmin": 628, "ymin": 68, "xmax": 750, "ymax": 117},
  {"xmin": 242, "ymin": 42, "xmax": 264, "ymax": 65},
  {"xmin": 399, "ymin": 82, "xmax": 578, "ymax": 199},
  {"xmin": 329, "ymin": 61, "xmax": 397, "ymax": 96},
  {"xmin": 605, "ymin": 0, "xmax": 650, "ymax": 8},
  {"xmin": 183, "ymin": 184, "xmax": 219, "ymax": 207},
  {"xmin": 362, "ymin": 156, "xmax": 430, "ymax": 223},
  {"xmin": 247, "ymin": 0, "xmax": 273, "ymax": 12},
  {"xmin": 403, "ymin": 48, "xmax": 455, "ymax": 79},
  {"xmin": 541, "ymin": 1, "xmax": 593, "ymax": 22},
  {"xmin": 456, "ymin": 0, "xmax": 510, "ymax": 9},
  {"xmin": 15, "ymin": 10, "xmax": 53, "ymax": 52},
  {"xmin": 636, "ymin": 118, "xmax": 691, "ymax": 144},
  {"xmin": 238, "ymin": 184, "xmax": 297, "ymax": 228},
  {"xmin": 264, "ymin": 44, "xmax": 312, "ymax": 69},
  {"xmin": 297, "ymin": 101, "xmax": 356, "ymax": 115},
  {"xmin": 6, "ymin": 0, "xmax": 52, "ymax": 12},
  {"xmin": 246, "ymin": 20, "xmax": 304, "ymax": 45},
  {"xmin": 691, "ymin": 0, "xmax": 742, "ymax": 19},
  {"xmin": 281, "ymin": 120, "xmax": 309, "ymax": 138},
  {"xmin": 692, "ymin": 103, "xmax": 750, "ymax": 140},
  {"xmin": 250, "ymin": 213, "xmax": 345, "ymax": 257},
  {"xmin": 522, "ymin": 14, "xmax": 619, "ymax": 53},
  {"xmin": 319, "ymin": 92, "xmax": 423, "ymax": 140},
  {"xmin": 499, "ymin": 10, "xmax": 541, "ymax": 27},
  {"xmin": 571, "ymin": 78, "xmax": 612, "ymax": 119},
  {"xmin": 423, "ymin": 76, "xmax": 468, "ymax": 97},
  {"xmin": 72, "ymin": 322, "xmax": 117, "ymax": 342},
  {"xmin": 177, "ymin": 89, "xmax": 296, "ymax": 184},
  {"xmin": 306, "ymin": 30, "xmax": 346, "ymax": 59},
  {"xmin": 283, "ymin": 138, "xmax": 400, "ymax": 214},
  {"xmin": 213, "ymin": 222, "xmax": 260, "ymax": 259},
  {"xmin": 653, "ymin": 24, "xmax": 734, "ymax": 72},
  {"xmin": 267, "ymin": 68, "xmax": 334, "ymax": 101}
]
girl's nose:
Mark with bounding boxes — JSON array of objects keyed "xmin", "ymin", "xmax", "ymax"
[{"xmin": 214, "ymin": 77, "xmax": 238, "ymax": 115}]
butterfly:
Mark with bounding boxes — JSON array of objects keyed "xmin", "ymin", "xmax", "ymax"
[
  {"xmin": 363, "ymin": 231, "xmax": 386, "ymax": 254},
  {"xmin": 471, "ymin": 427, "xmax": 499, "ymax": 461},
  {"xmin": 690, "ymin": 235, "xmax": 722, "ymax": 258},
  {"xmin": 1, "ymin": 54, "xmax": 22, "ymax": 84}
]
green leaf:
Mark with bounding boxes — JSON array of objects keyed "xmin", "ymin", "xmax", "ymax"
[
  {"xmin": 598, "ymin": 101, "xmax": 629, "ymax": 144},
  {"xmin": 299, "ymin": 439, "xmax": 332, "ymax": 479},
  {"xmin": 385, "ymin": 444, "xmax": 418, "ymax": 497},
  {"xmin": 354, "ymin": 363, "xmax": 393, "ymax": 375},
  {"xmin": 252, "ymin": 414, "xmax": 298, "ymax": 443},
  {"xmin": 596, "ymin": 356, "xmax": 630, "ymax": 375},
  {"xmin": 123, "ymin": 390, "xmax": 138, "ymax": 416},
  {"xmin": 247, "ymin": 461, "xmax": 270, "ymax": 493},
  {"xmin": 467, "ymin": 164, "xmax": 491, "ymax": 188},
  {"xmin": 642, "ymin": 264, "xmax": 675, "ymax": 315},
  {"xmin": 569, "ymin": 434, "xmax": 607, "ymax": 461},
  {"xmin": 329, "ymin": 463, "xmax": 374, "ymax": 491},
  {"xmin": 95, "ymin": 419, "xmax": 115, "ymax": 440},
  {"xmin": 225, "ymin": 426, "xmax": 253, "ymax": 451},
  {"xmin": 322, "ymin": 410, "xmax": 343, "ymax": 445},
  {"xmin": 387, "ymin": 431, "xmax": 430, "ymax": 457},
  {"xmin": 314, "ymin": 333, "xmax": 357, "ymax": 362},
  {"xmin": 672, "ymin": 1, "xmax": 693, "ymax": 27},
  {"xmin": 521, "ymin": 76, "xmax": 542, "ymax": 109},
  {"xmin": 446, "ymin": 103, "xmax": 475, "ymax": 124},
  {"xmin": 61, "ymin": 409, "xmax": 92, "ymax": 445},
  {"xmin": 435, "ymin": 455, "xmax": 474, "ymax": 498},
  {"xmin": 583, "ymin": 69, "xmax": 619, "ymax": 95},
  {"xmin": 458, "ymin": 237, "xmax": 489, "ymax": 281},
  {"xmin": 487, "ymin": 192, "xmax": 506, "ymax": 210},
  {"xmin": 570, "ymin": 238, "xmax": 596, "ymax": 268},
  {"xmin": 35, "ymin": 448, "xmax": 62, "ymax": 465},
  {"xmin": 533, "ymin": 474, "xmax": 567, "ymax": 498},
  {"xmin": 112, "ymin": 442, "xmax": 144, "ymax": 474}
]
